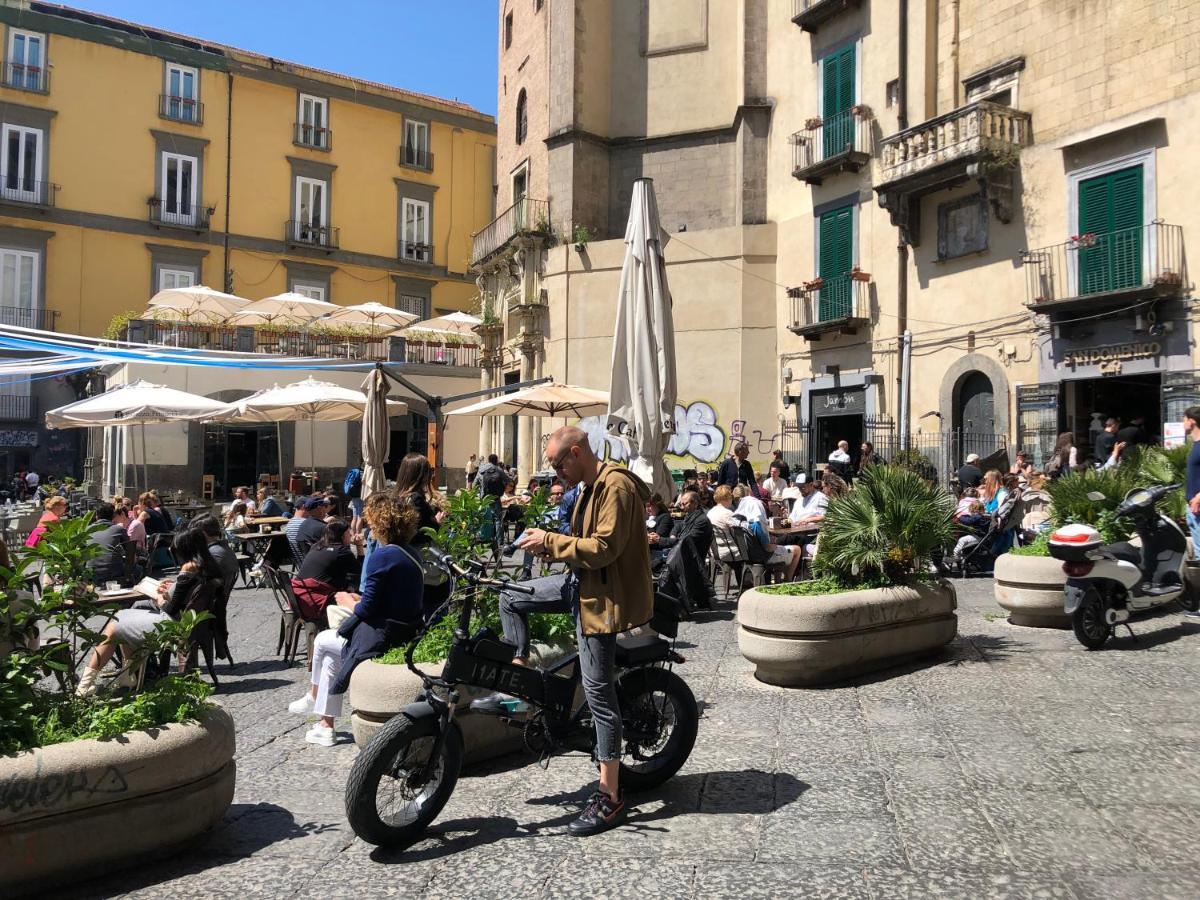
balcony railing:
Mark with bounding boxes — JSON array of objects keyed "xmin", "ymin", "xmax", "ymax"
[
  {"xmin": 787, "ymin": 272, "xmax": 871, "ymax": 339},
  {"xmin": 399, "ymin": 338, "xmax": 480, "ymax": 367},
  {"xmin": 1, "ymin": 61, "xmax": 48, "ymax": 93},
  {"xmin": 471, "ymin": 197, "xmax": 551, "ymax": 265},
  {"xmin": 878, "ymin": 101, "xmax": 1031, "ymax": 188},
  {"xmin": 0, "ymin": 394, "xmax": 35, "ymax": 421},
  {"xmin": 294, "ymin": 122, "xmax": 332, "ymax": 150},
  {"xmin": 0, "ymin": 178, "xmax": 56, "ymax": 207},
  {"xmin": 1021, "ymin": 222, "xmax": 1185, "ymax": 312},
  {"xmin": 791, "ymin": 108, "xmax": 872, "ymax": 184},
  {"xmin": 399, "ymin": 241, "xmax": 433, "ymax": 264},
  {"xmin": 159, "ymin": 93, "xmax": 203, "ymax": 124},
  {"xmin": 0, "ymin": 305, "xmax": 57, "ymax": 329},
  {"xmin": 149, "ymin": 197, "xmax": 213, "ymax": 231},
  {"xmin": 791, "ymin": 0, "xmax": 862, "ymax": 33},
  {"xmin": 286, "ymin": 220, "xmax": 339, "ymax": 250},
  {"xmin": 400, "ymin": 145, "xmax": 434, "ymax": 170}
]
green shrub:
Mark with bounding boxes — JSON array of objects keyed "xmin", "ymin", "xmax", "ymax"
[
  {"xmin": 1009, "ymin": 532, "xmax": 1050, "ymax": 557},
  {"xmin": 814, "ymin": 464, "xmax": 955, "ymax": 585}
]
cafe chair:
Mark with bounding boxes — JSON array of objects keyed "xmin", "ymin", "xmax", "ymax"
[{"xmin": 729, "ymin": 524, "xmax": 788, "ymax": 588}]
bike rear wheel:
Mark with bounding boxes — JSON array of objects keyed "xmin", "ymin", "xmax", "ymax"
[
  {"xmin": 617, "ymin": 667, "xmax": 699, "ymax": 793},
  {"xmin": 344, "ymin": 712, "xmax": 463, "ymax": 847}
]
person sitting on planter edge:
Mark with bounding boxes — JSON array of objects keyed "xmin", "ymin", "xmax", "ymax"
[
  {"xmin": 292, "ymin": 520, "xmax": 362, "ymax": 621},
  {"xmin": 287, "ymin": 494, "xmax": 424, "ymax": 748}
]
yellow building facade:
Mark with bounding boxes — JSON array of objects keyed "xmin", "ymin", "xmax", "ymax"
[{"xmin": 0, "ymin": 0, "xmax": 495, "ymax": 478}]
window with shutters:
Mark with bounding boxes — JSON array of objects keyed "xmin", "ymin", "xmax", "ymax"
[
  {"xmin": 938, "ymin": 195, "xmax": 988, "ymax": 260},
  {"xmin": 1076, "ymin": 165, "xmax": 1143, "ymax": 295},
  {"xmin": 396, "ymin": 293, "xmax": 428, "ymax": 319},
  {"xmin": 820, "ymin": 43, "xmax": 856, "ymax": 161},
  {"xmin": 817, "ymin": 204, "xmax": 854, "ymax": 321},
  {"xmin": 157, "ymin": 267, "xmax": 195, "ymax": 292}
]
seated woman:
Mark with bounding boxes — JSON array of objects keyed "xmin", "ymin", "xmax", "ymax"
[
  {"xmin": 76, "ymin": 528, "xmax": 224, "ymax": 697},
  {"xmin": 26, "ymin": 495, "xmax": 68, "ymax": 548},
  {"xmin": 288, "ymin": 493, "xmax": 424, "ymax": 748},
  {"xmin": 734, "ymin": 495, "xmax": 801, "ymax": 581},
  {"xmin": 291, "ymin": 520, "xmax": 360, "ymax": 621},
  {"xmin": 223, "ymin": 501, "xmax": 248, "ymax": 536}
]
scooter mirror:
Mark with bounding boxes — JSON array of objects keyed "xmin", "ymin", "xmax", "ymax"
[{"xmin": 1086, "ymin": 491, "xmax": 1106, "ymax": 501}]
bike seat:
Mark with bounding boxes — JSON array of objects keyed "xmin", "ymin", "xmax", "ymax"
[
  {"xmin": 1106, "ymin": 542, "xmax": 1141, "ymax": 565},
  {"xmin": 615, "ymin": 631, "xmax": 671, "ymax": 667}
]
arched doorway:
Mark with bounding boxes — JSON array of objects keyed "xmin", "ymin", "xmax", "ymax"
[{"xmin": 954, "ymin": 371, "xmax": 995, "ymax": 459}]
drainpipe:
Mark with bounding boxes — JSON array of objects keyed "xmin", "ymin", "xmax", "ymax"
[
  {"xmin": 898, "ymin": 0, "xmax": 909, "ymax": 131},
  {"xmin": 951, "ymin": 0, "xmax": 961, "ymax": 108},
  {"xmin": 899, "ymin": 330, "xmax": 913, "ymax": 449},
  {"xmin": 896, "ymin": 0, "xmax": 910, "ymax": 437},
  {"xmin": 223, "ymin": 70, "xmax": 233, "ymax": 292}
]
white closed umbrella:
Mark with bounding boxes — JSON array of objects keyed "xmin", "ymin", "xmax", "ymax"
[
  {"xmin": 413, "ymin": 311, "xmax": 481, "ymax": 334},
  {"xmin": 360, "ymin": 368, "xmax": 390, "ymax": 502},
  {"xmin": 228, "ymin": 292, "xmax": 338, "ymax": 326},
  {"xmin": 45, "ymin": 379, "xmax": 229, "ymax": 493},
  {"xmin": 322, "ymin": 301, "xmax": 419, "ymax": 334},
  {"xmin": 147, "ymin": 285, "xmax": 250, "ymax": 323},
  {"xmin": 447, "ymin": 382, "xmax": 610, "ymax": 419},
  {"xmin": 607, "ymin": 178, "xmax": 678, "ymax": 500}
]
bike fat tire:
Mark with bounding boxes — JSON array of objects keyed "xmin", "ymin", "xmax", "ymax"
[
  {"xmin": 1072, "ymin": 588, "xmax": 1112, "ymax": 651},
  {"xmin": 616, "ymin": 667, "xmax": 699, "ymax": 793},
  {"xmin": 344, "ymin": 713, "xmax": 463, "ymax": 847}
]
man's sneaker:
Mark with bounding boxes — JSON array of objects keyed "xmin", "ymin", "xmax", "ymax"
[
  {"xmin": 470, "ymin": 693, "xmax": 531, "ymax": 716},
  {"xmin": 1184, "ymin": 610, "xmax": 1200, "ymax": 620},
  {"xmin": 304, "ymin": 723, "xmax": 335, "ymax": 747},
  {"xmin": 568, "ymin": 790, "xmax": 627, "ymax": 836},
  {"xmin": 288, "ymin": 693, "xmax": 315, "ymax": 715}
]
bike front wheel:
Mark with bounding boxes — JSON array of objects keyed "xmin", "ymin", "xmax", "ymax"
[
  {"xmin": 344, "ymin": 712, "xmax": 463, "ymax": 847},
  {"xmin": 617, "ymin": 667, "xmax": 699, "ymax": 793}
]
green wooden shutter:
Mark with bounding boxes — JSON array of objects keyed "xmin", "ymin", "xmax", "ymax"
[
  {"xmin": 822, "ymin": 44, "xmax": 856, "ymax": 160},
  {"xmin": 1077, "ymin": 165, "xmax": 1143, "ymax": 295},
  {"xmin": 818, "ymin": 205, "xmax": 854, "ymax": 320}
]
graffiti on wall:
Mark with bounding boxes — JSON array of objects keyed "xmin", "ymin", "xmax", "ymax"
[{"xmin": 578, "ymin": 400, "xmax": 729, "ymax": 465}]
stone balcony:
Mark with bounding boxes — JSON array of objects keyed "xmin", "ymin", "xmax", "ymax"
[
  {"xmin": 790, "ymin": 0, "xmax": 863, "ymax": 33},
  {"xmin": 875, "ymin": 101, "xmax": 1031, "ymax": 245},
  {"xmin": 470, "ymin": 197, "xmax": 552, "ymax": 268}
]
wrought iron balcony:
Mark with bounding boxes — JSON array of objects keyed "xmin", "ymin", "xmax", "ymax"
[
  {"xmin": 293, "ymin": 122, "xmax": 332, "ymax": 151},
  {"xmin": 0, "ymin": 305, "xmax": 56, "ymax": 330},
  {"xmin": 159, "ymin": 94, "xmax": 203, "ymax": 125},
  {"xmin": 392, "ymin": 336, "xmax": 481, "ymax": 367},
  {"xmin": 399, "ymin": 241, "xmax": 433, "ymax": 264},
  {"xmin": 791, "ymin": 0, "xmax": 863, "ymax": 32},
  {"xmin": 148, "ymin": 197, "xmax": 213, "ymax": 231},
  {"xmin": 0, "ymin": 178, "xmax": 57, "ymax": 207},
  {"xmin": 1021, "ymin": 222, "xmax": 1185, "ymax": 314},
  {"xmin": 1, "ymin": 61, "xmax": 48, "ymax": 93},
  {"xmin": 876, "ymin": 100, "xmax": 1031, "ymax": 245},
  {"xmin": 791, "ymin": 108, "xmax": 873, "ymax": 185},
  {"xmin": 400, "ymin": 145, "xmax": 434, "ymax": 170},
  {"xmin": 787, "ymin": 272, "xmax": 871, "ymax": 340},
  {"xmin": 0, "ymin": 394, "xmax": 36, "ymax": 421},
  {"xmin": 285, "ymin": 220, "xmax": 339, "ymax": 250},
  {"xmin": 471, "ymin": 198, "xmax": 551, "ymax": 266}
]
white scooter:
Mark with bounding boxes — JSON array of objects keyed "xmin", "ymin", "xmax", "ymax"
[{"xmin": 1048, "ymin": 484, "xmax": 1197, "ymax": 650}]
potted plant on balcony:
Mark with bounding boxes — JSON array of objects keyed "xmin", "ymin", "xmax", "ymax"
[
  {"xmin": 849, "ymin": 266, "xmax": 871, "ymax": 283},
  {"xmin": 804, "ymin": 116, "xmax": 823, "ymax": 131},
  {"xmin": 0, "ymin": 515, "xmax": 233, "ymax": 893},
  {"xmin": 738, "ymin": 465, "xmax": 958, "ymax": 686},
  {"xmin": 573, "ymin": 224, "xmax": 593, "ymax": 253},
  {"xmin": 1155, "ymin": 269, "xmax": 1183, "ymax": 288},
  {"xmin": 802, "ymin": 277, "xmax": 824, "ymax": 291},
  {"xmin": 850, "ymin": 104, "xmax": 873, "ymax": 119}
]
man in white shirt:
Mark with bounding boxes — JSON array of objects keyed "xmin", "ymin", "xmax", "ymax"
[
  {"xmin": 761, "ymin": 463, "xmax": 788, "ymax": 501},
  {"xmin": 789, "ymin": 475, "xmax": 828, "ymax": 526},
  {"xmin": 25, "ymin": 469, "xmax": 39, "ymax": 490},
  {"xmin": 828, "ymin": 441, "xmax": 851, "ymax": 465}
]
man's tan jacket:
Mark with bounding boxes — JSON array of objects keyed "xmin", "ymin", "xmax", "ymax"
[{"xmin": 543, "ymin": 464, "xmax": 654, "ymax": 635}]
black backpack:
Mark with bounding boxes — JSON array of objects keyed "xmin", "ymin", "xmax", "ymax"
[{"xmin": 477, "ymin": 464, "xmax": 507, "ymax": 497}]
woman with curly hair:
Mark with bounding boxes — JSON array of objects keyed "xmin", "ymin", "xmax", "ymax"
[{"xmin": 288, "ymin": 493, "xmax": 425, "ymax": 747}]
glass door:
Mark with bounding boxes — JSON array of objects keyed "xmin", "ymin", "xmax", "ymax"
[
  {"xmin": 402, "ymin": 198, "xmax": 429, "ymax": 261},
  {"xmin": 9, "ymin": 31, "xmax": 43, "ymax": 90},
  {"xmin": 295, "ymin": 177, "xmax": 327, "ymax": 243},
  {"xmin": 161, "ymin": 153, "xmax": 197, "ymax": 226},
  {"xmin": 1, "ymin": 125, "xmax": 40, "ymax": 203},
  {"xmin": 166, "ymin": 65, "xmax": 198, "ymax": 121}
]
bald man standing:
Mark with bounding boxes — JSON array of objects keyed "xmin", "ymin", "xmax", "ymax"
[{"xmin": 486, "ymin": 425, "xmax": 653, "ymax": 836}]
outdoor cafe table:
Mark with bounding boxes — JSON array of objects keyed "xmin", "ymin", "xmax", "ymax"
[
  {"xmin": 246, "ymin": 516, "xmax": 289, "ymax": 531},
  {"xmin": 232, "ymin": 530, "xmax": 286, "ymax": 568},
  {"xmin": 768, "ymin": 521, "xmax": 821, "ymax": 539}
]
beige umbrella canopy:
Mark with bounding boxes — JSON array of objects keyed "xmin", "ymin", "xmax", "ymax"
[
  {"xmin": 414, "ymin": 311, "xmax": 481, "ymax": 334},
  {"xmin": 228, "ymin": 292, "xmax": 339, "ymax": 326},
  {"xmin": 447, "ymin": 383, "xmax": 609, "ymax": 419},
  {"xmin": 322, "ymin": 301, "xmax": 419, "ymax": 333},
  {"xmin": 146, "ymin": 285, "xmax": 250, "ymax": 323},
  {"xmin": 360, "ymin": 368, "xmax": 390, "ymax": 502}
]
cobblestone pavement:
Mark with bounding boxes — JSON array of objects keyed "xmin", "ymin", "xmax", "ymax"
[{"xmin": 70, "ymin": 576, "xmax": 1200, "ymax": 900}]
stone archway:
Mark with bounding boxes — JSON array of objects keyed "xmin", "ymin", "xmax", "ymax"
[{"xmin": 937, "ymin": 353, "xmax": 1011, "ymax": 441}]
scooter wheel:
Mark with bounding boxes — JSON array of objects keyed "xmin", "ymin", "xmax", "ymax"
[
  {"xmin": 1072, "ymin": 588, "xmax": 1112, "ymax": 650},
  {"xmin": 1178, "ymin": 580, "xmax": 1200, "ymax": 613}
]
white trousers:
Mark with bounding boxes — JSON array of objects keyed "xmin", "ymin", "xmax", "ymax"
[{"xmin": 311, "ymin": 629, "xmax": 347, "ymax": 719}]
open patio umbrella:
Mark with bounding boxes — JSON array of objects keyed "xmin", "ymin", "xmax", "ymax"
[
  {"xmin": 321, "ymin": 301, "xmax": 419, "ymax": 334},
  {"xmin": 45, "ymin": 379, "xmax": 229, "ymax": 493},
  {"xmin": 146, "ymin": 285, "xmax": 250, "ymax": 323},
  {"xmin": 360, "ymin": 368, "xmax": 390, "ymax": 501},
  {"xmin": 413, "ymin": 311, "xmax": 481, "ymax": 334},
  {"xmin": 447, "ymin": 382, "xmax": 610, "ymax": 419},
  {"xmin": 228, "ymin": 292, "xmax": 338, "ymax": 326},
  {"xmin": 607, "ymin": 178, "xmax": 678, "ymax": 500},
  {"xmin": 210, "ymin": 376, "xmax": 406, "ymax": 473}
]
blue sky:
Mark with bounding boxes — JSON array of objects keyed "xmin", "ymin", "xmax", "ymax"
[{"xmin": 68, "ymin": 0, "xmax": 500, "ymax": 115}]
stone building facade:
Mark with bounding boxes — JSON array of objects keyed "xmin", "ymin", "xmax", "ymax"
[{"xmin": 475, "ymin": 0, "xmax": 1200, "ymax": 483}]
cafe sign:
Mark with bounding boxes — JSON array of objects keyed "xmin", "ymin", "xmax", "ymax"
[{"xmin": 1062, "ymin": 341, "xmax": 1161, "ymax": 372}]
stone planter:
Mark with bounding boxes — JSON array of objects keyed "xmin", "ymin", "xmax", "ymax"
[
  {"xmin": 0, "ymin": 706, "xmax": 235, "ymax": 896},
  {"xmin": 349, "ymin": 642, "xmax": 571, "ymax": 764},
  {"xmin": 737, "ymin": 580, "xmax": 957, "ymax": 687},
  {"xmin": 993, "ymin": 553, "xmax": 1069, "ymax": 628}
]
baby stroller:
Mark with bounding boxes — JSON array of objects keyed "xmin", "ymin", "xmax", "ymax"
[{"xmin": 939, "ymin": 490, "xmax": 1022, "ymax": 576}]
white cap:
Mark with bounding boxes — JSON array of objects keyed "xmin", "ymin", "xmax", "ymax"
[
  {"xmin": 966, "ymin": 453, "xmax": 980, "ymax": 463},
  {"xmin": 793, "ymin": 473, "xmax": 807, "ymax": 484}
]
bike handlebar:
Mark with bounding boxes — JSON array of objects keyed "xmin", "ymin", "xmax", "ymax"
[{"xmin": 425, "ymin": 547, "xmax": 537, "ymax": 594}]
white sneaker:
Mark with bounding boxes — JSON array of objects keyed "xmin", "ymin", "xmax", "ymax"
[
  {"xmin": 288, "ymin": 693, "xmax": 315, "ymax": 715},
  {"xmin": 305, "ymin": 723, "xmax": 335, "ymax": 747}
]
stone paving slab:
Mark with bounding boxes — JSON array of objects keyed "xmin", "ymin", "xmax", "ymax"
[{"xmin": 64, "ymin": 575, "xmax": 1200, "ymax": 899}]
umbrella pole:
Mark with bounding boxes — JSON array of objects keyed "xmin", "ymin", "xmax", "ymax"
[
  {"xmin": 277, "ymin": 421, "xmax": 284, "ymax": 493},
  {"xmin": 141, "ymin": 424, "xmax": 149, "ymax": 497},
  {"xmin": 310, "ymin": 417, "xmax": 315, "ymax": 487}
]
